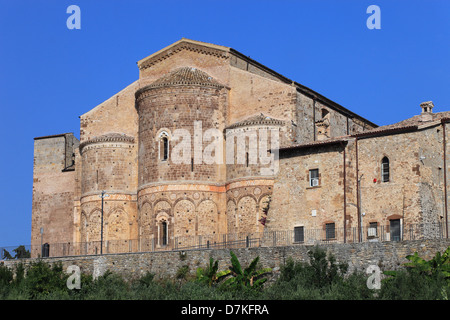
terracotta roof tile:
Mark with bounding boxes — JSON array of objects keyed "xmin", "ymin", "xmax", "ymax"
[
  {"xmin": 147, "ymin": 67, "xmax": 224, "ymax": 88},
  {"xmin": 362, "ymin": 111, "xmax": 450, "ymax": 134}
]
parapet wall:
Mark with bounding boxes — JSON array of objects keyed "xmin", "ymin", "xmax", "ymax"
[{"xmin": 4, "ymin": 240, "xmax": 450, "ymax": 281}]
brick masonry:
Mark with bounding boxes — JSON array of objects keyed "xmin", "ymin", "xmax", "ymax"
[{"xmin": 28, "ymin": 38, "xmax": 385, "ymax": 257}]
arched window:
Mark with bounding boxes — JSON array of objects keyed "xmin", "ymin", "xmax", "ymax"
[
  {"xmin": 381, "ymin": 157, "xmax": 389, "ymax": 182},
  {"xmin": 159, "ymin": 131, "xmax": 169, "ymax": 161}
]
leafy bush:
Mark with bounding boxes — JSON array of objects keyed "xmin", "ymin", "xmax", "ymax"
[
  {"xmin": 176, "ymin": 265, "xmax": 190, "ymax": 280},
  {"xmin": 1, "ymin": 246, "xmax": 449, "ymax": 300},
  {"xmin": 21, "ymin": 260, "xmax": 69, "ymax": 299},
  {"xmin": 380, "ymin": 246, "xmax": 450, "ymax": 300},
  {"xmin": 219, "ymin": 251, "xmax": 272, "ymax": 292},
  {"xmin": 0, "ymin": 262, "xmax": 13, "ymax": 286},
  {"xmin": 263, "ymin": 246, "xmax": 375, "ymax": 300},
  {"xmin": 379, "ymin": 267, "xmax": 449, "ymax": 300},
  {"xmin": 196, "ymin": 257, "xmax": 230, "ymax": 287}
]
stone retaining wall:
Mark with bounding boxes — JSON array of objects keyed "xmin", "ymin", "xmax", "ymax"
[{"xmin": 3, "ymin": 239, "xmax": 450, "ymax": 281}]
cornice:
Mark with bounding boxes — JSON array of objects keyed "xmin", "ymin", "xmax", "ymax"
[
  {"xmin": 79, "ymin": 133, "xmax": 135, "ymax": 152},
  {"xmin": 226, "ymin": 114, "xmax": 286, "ymax": 130},
  {"xmin": 138, "ymin": 41, "xmax": 230, "ymax": 71},
  {"xmin": 135, "ymin": 66, "xmax": 226, "ymax": 102}
]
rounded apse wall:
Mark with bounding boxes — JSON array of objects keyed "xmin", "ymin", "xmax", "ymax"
[
  {"xmin": 135, "ymin": 68, "xmax": 228, "ymax": 188},
  {"xmin": 78, "ymin": 133, "xmax": 138, "ymax": 250}
]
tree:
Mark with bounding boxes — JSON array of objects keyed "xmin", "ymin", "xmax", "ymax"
[
  {"xmin": 1, "ymin": 246, "xmax": 31, "ymax": 260},
  {"xmin": 220, "ymin": 251, "xmax": 271, "ymax": 291},
  {"xmin": 384, "ymin": 246, "xmax": 450, "ymax": 279},
  {"xmin": 2, "ymin": 249, "xmax": 13, "ymax": 260},
  {"xmin": 404, "ymin": 246, "xmax": 450, "ymax": 278},
  {"xmin": 306, "ymin": 246, "xmax": 348, "ymax": 288},
  {"xmin": 196, "ymin": 257, "xmax": 230, "ymax": 287},
  {"xmin": 13, "ymin": 246, "xmax": 31, "ymax": 259}
]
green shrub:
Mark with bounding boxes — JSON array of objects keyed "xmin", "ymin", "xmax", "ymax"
[
  {"xmin": 0, "ymin": 262, "xmax": 13, "ymax": 286},
  {"xmin": 263, "ymin": 246, "xmax": 373, "ymax": 300},
  {"xmin": 379, "ymin": 268, "xmax": 448, "ymax": 300},
  {"xmin": 1, "ymin": 246, "xmax": 449, "ymax": 300},
  {"xmin": 380, "ymin": 246, "xmax": 450, "ymax": 300},
  {"xmin": 21, "ymin": 260, "xmax": 69, "ymax": 299},
  {"xmin": 219, "ymin": 251, "xmax": 271, "ymax": 292},
  {"xmin": 81, "ymin": 270, "xmax": 130, "ymax": 300},
  {"xmin": 176, "ymin": 265, "xmax": 190, "ymax": 280},
  {"xmin": 196, "ymin": 257, "xmax": 230, "ymax": 287}
]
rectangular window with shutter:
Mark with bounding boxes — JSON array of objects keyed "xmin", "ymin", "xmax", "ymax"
[
  {"xmin": 325, "ymin": 223, "xmax": 335, "ymax": 240},
  {"xmin": 368, "ymin": 222, "xmax": 378, "ymax": 237},
  {"xmin": 309, "ymin": 169, "xmax": 319, "ymax": 187},
  {"xmin": 294, "ymin": 226, "xmax": 304, "ymax": 243}
]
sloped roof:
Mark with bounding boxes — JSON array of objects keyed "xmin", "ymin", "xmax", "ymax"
[
  {"xmin": 361, "ymin": 111, "xmax": 450, "ymax": 134},
  {"xmin": 278, "ymin": 110, "xmax": 450, "ymax": 152},
  {"xmin": 136, "ymin": 38, "xmax": 377, "ymax": 128},
  {"xmin": 278, "ymin": 136, "xmax": 349, "ymax": 152}
]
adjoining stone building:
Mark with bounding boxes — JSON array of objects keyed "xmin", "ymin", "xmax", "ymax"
[
  {"xmin": 32, "ymin": 38, "xmax": 448, "ymax": 257},
  {"xmin": 269, "ymin": 101, "xmax": 450, "ymax": 244}
]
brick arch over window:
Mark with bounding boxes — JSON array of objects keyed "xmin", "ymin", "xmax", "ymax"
[{"xmin": 154, "ymin": 199, "xmax": 172, "ymax": 217}]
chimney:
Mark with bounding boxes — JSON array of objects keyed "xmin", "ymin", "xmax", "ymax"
[{"xmin": 420, "ymin": 101, "xmax": 434, "ymax": 122}]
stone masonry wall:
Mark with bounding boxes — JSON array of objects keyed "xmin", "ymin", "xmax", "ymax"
[
  {"xmin": 31, "ymin": 134, "xmax": 78, "ymax": 257},
  {"xmin": 269, "ymin": 123, "xmax": 449, "ymax": 243},
  {"xmin": 5, "ymin": 240, "xmax": 450, "ymax": 282}
]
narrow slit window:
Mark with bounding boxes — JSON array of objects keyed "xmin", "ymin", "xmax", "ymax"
[
  {"xmin": 161, "ymin": 221, "xmax": 167, "ymax": 246},
  {"xmin": 162, "ymin": 137, "xmax": 168, "ymax": 161},
  {"xmin": 381, "ymin": 157, "xmax": 389, "ymax": 182},
  {"xmin": 159, "ymin": 132, "xmax": 170, "ymax": 162}
]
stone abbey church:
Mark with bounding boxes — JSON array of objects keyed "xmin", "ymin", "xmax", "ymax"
[{"xmin": 32, "ymin": 39, "xmax": 449, "ymax": 257}]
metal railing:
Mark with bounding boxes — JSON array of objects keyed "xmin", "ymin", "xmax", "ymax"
[{"xmin": 1, "ymin": 222, "xmax": 449, "ymax": 259}]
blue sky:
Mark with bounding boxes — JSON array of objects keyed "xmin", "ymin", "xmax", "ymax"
[{"xmin": 0, "ymin": 0, "xmax": 449, "ymax": 247}]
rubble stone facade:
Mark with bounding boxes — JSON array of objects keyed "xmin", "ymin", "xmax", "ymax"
[{"xmin": 269, "ymin": 104, "xmax": 450, "ymax": 244}]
